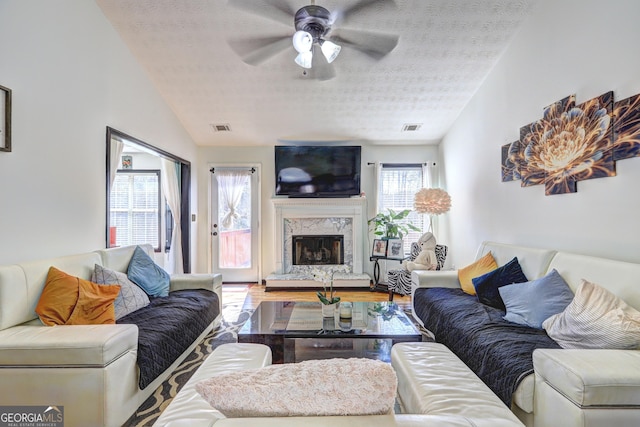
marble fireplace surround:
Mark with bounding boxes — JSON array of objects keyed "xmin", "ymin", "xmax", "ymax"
[{"xmin": 272, "ymin": 197, "xmax": 367, "ymax": 277}]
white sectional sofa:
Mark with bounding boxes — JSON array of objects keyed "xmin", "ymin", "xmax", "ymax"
[
  {"xmin": 0, "ymin": 244, "xmax": 222, "ymax": 427},
  {"xmin": 411, "ymin": 241, "xmax": 640, "ymax": 427}
]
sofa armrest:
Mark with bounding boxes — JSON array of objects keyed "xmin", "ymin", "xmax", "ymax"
[
  {"xmin": 533, "ymin": 348, "xmax": 640, "ymax": 407},
  {"xmin": 170, "ymin": 273, "xmax": 222, "ymax": 293},
  {"xmin": 411, "ymin": 270, "xmax": 460, "ymax": 291},
  {"xmin": 0, "ymin": 324, "xmax": 138, "ymax": 366}
]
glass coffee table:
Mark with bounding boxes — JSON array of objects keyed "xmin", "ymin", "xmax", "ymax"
[{"xmin": 237, "ymin": 301, "xmax": 422, "ymax": 363}]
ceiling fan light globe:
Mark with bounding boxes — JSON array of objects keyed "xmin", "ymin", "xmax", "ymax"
[
  {"xmin": 295, "ymin": 51, "xmax": 313, "ymax": 69},
  {"xmin": 320, "ymin": 40, "xmax": 341, "ymax": 63},
  {"xmin": 292, "ymin": 30, "xmax": 313, "ymax": 53}
]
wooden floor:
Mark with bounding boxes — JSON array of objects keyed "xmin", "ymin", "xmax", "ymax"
[{"xmin": 223, "ymin": 283, "xmax": 412, "ymax": 310}]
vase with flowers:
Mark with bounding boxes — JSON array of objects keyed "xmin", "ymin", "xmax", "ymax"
[{"xmin": 311, "ymin": 265, "xmax": 350, "ymax": 317}]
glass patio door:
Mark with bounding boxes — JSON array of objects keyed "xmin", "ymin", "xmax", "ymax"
[{"xmin": 210, "ymin": 166, "xmax": 259, "ymax": 282}]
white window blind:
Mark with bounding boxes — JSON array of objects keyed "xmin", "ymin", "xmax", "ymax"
[
  {"xmin": 377, "ymin": 164, "xmax": 426, "ymax": 253},
  {"xmin": 110, "ymin": 171, "xmax": 160, "ymax": 250}
]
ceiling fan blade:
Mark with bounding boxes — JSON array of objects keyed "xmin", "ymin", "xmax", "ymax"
[
  {"xmin": 332, "ymin": 0, "xmax": 397, "ymax": 26},
  {"xmin": 331, "ymin": 29, "xmax": 399, "ymax": 60},
  {"xmin": 228, "ymin": 36, "xmax": 292, "ymax": 66},
  {"xmin": 227, "ymin": 0, "xmax": 296, "ymax": 27}
]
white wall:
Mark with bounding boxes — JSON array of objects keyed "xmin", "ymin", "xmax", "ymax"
[
  {"xmin": 441, "ymin": 0, "xmax": 640, "ymax": 267},
  {"xmin": 0, "ymin": 0, "xmax": 198, "ymax": 264},
  {"xmin": 195, "ymin": 144, "xmax": 439, "ymax": 278}
]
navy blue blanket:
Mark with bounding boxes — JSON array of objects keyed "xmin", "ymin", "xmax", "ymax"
[
  {"xmin": 413, "ymin": 287, "xmax": 560, "ymax": 406},
  {"xmin": 118, "ymin": 289, "xmax": 219, "ymax": 389}
]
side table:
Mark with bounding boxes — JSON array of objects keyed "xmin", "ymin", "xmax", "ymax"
[{"xmin": 369, "ymin": 256, "xmax": 405, "ymax": 293}]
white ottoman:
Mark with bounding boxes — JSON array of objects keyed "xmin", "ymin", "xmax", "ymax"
[
  {"xmin": 153, "ymin": 343, "xmax": 272, "ymax": 427},
  {"xmin": 391, "ymin": 342, "xmax": 524, "ymax": 426}
]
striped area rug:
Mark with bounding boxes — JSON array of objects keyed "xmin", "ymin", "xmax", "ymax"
[{"xmin": 122, "ymin": 301, "xmax": 254, "ymax": 427}]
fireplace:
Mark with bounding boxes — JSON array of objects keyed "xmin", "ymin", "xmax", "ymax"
[
  {"xmin": 292, "ymin": 235, "xmax": 344, "ymax": 266},
  {"xmin": 267, "ymin": 197, "xmax": 370, "ymax": 289}
]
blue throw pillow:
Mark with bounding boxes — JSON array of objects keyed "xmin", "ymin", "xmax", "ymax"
[
  {"xmin": 499, "ymin": 269, "xmax": 574, "ymax": 329},
  {"xmin": 127, "ymin": 246, "xmax": 170, "ymax": 297},
  {"xmin": 472, "ymin": 257, "xmax": 528, "ymax": 310}
]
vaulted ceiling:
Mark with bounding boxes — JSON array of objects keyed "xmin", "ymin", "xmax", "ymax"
[{"xmin": 96, "ymin": 0, "xmax": 536, "ymax": 146}]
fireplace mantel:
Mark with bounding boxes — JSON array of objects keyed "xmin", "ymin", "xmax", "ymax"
[{"xmin": 272, "ymin": 197, "xmax": 367, "ymax": 275}]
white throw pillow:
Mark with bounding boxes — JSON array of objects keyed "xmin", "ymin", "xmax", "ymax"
[
  {"xmin": 195, "ymin": 358, "xmax": 397, "ymax": 417},
  {"xmin": 543, "ymin": 279, "xmax": 640, "ymax": 349}
]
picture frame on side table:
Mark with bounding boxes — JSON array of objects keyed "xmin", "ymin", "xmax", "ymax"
[
  {"xmin": 0, "ymin": 85, "xmax": 11, "ymax": 153},
  {"xmin": 387, "ymin": 238, "xmax": 404, "ymax": 259},
  {"xmin": 372, "ymin": 239, "xmax": 387, "ymax": 257}
]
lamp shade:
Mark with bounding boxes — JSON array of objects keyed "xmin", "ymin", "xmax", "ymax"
[
  {"xmin": 295, "ymin": 51, "xmax": 313, "ymax": 68},
  {"xmin": 320, "ymin": 40, "xmax": 341, "ymax": 63},
  {"xmin": 414, "ymin": 188, "xmax": 452, "ymax": 215},
  {"xmin": 292, "ymin": 30, "xmax": 313, "ymax": 53}
]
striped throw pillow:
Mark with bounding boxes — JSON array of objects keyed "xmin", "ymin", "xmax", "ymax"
[{"xmin": 543, "ymin": 279, "xmax": 640, "ymax": 349}]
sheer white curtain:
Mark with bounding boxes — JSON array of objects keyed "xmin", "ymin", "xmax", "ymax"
[
  {"xmin": 109, "ymin": 139, "xmax": 124, "ymax": 190},
  {"xmin": 161, "ymin": 158, "xmax": 183, "ymax": 274},
  {"xmin": 217, "ymin": 170, "xmax": 251, "ymax": 229}
]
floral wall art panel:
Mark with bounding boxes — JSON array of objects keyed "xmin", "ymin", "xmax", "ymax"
[
  {"xmin": 570, "ymin": 91, "xmax": 616, "ymax": 182},
  {"xmin": 613, "ymin": 93, "xmax": 640, "ymax": 161},
  {"xmin": 518, "ymin": 121, "xmax": 542, "ymax": 187},
  {"xmin": 501, "ymin": 140, "xmax": 521, "ymax": 182}
]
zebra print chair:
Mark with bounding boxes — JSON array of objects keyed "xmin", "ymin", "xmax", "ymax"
[{"xmin": 387, "ymin": 242, "xmax": 448, "ymax": 300}]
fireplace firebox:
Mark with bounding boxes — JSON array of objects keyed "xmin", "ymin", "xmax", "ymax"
[{"xmin": 292, "ymin": 235, "xmax": 344, "ymax": 266}]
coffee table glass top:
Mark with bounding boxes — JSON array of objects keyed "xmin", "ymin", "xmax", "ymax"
[{"xmin": 238, "ymin": 301, "xmax": 420, "ymax": 339}]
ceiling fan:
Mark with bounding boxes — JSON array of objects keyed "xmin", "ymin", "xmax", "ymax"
[{"xmin": 227, "ymin": 0, "xmax": 400, "ymax": 80}]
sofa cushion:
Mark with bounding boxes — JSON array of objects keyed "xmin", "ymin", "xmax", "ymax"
[
  {"xmin": 118, "ymin": 288, "xmax": 220, "ymax": 389},
  {"xmin": 36, "ymin": 266, "xmax": 119, "ymax": 326},
  {"xmin": 127, "ymin": 246, "xmax": 170, "ymax": 297},
  {"xmin": 543, "ymin": 279, "xmax": 640, "ymax": 349},
  {"xmin": 458, "ymin": 252, "xmax": 498, "ymax": 295},
  {"xmin": 472, "ymin": 257, "xmax": 528, "ymax": 310},
  {"xmin": 195, "ymin": 358, "xmax": 397, "ymax": 417},
  {"xmin": 499, "ymin": 269, "xmax": 574, "ymax": 329},
  {"xmin": 92, "ymin": 264, "xmax": 150, "ymax": 320}
]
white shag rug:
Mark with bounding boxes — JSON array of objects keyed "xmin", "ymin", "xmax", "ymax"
[{"xmin": 195, "ymin": 357, "xmax": 397, "ymax": 417}]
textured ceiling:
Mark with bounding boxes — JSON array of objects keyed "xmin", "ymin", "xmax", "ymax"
[{"xmin": 96, "ymin": 0, "xmax": 536, "ymax": 146}]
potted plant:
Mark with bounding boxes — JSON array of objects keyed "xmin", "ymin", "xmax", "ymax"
[
  {"xmin": 368, "ymin": 209, "xmax": 420, "ymax": 239},
  {"xmin": 312, "ymin": 265, "xmax": 349, "ymax": 317}
]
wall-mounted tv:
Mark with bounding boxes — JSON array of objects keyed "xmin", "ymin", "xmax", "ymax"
[{"xmin": 275, "ymin": 145, "xmax": 361, "ymax": 197}]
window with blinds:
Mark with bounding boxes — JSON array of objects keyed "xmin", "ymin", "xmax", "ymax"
[
  {"xmin": 110, "ymin": 171, "xmax": 161, "ymax": 251},
  {"xmin": 378, "ymin": 164, "xmax": 426, "ymax": 253}
]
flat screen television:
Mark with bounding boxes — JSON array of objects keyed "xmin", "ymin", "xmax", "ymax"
[{"xmin": 275, "ymin": 145, "xmax": 361, "ymax": 197}]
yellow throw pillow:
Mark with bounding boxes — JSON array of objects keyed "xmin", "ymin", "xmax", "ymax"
[
  {"xmin": 66, "ymin": 279, "xmax": 120, "ymax": 325},
  {"xmin": 36, "ymin": 266, "xmax": 120, "ymax": 326},
  {"xmin": 458, "ymin": 252, "xmax": 498, "ymax": 295}
]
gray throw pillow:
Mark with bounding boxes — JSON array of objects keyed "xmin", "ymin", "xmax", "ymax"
[
  {"xmin": 499, "ymin": 269, "xmax": 574, "ymax": 329},
  {"xmin": 92, "ymin": 264, "xmax": 150, "ymax": 320}
]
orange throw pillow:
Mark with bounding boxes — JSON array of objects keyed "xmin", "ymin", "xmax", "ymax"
[
  {"xmin": 66, "ymin": 280, "xmax": 119, "ymax": 325},
  {"xmin": 458, "ymin": 252, "xmax": 498, "ymax": 295},
  {"xmin": 36, "ymin": 266, "xmax": 120, "ymax": 326}
]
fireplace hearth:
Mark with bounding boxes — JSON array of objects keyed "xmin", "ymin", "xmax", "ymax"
[{"xmin": 292, "ymin": 235, "xmax": 344, "ymax": 266}]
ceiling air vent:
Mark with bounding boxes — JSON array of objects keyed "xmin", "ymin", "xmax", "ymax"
[
  {"xmin": 211, "ymin": 123, "xmax": 231, "ymax": 132},
  {"xmin": 402, "ymin": 123, "xmax": 422, "ymax": 132}
]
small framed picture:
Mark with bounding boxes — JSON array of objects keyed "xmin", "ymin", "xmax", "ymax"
[
  {"xmin": 0, "ymin": 84, "xmax": 11, "ymax": 153},
  {"xmin": 372, "ymin": 239, "xmax": 388, "ymax": 257},
  {"xmin": 387, "ymin": 238, "xmax": 404, "ymax": 259},
  {"xmin": 122, "ymin": 155, "xmax": 133, "ymax": 169}
]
